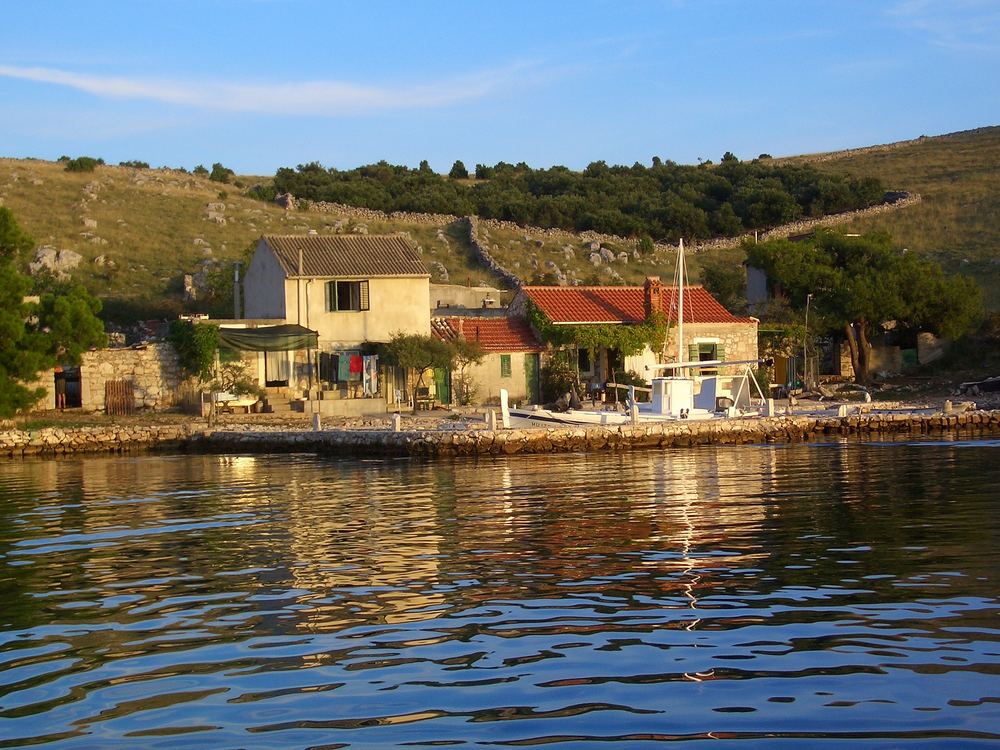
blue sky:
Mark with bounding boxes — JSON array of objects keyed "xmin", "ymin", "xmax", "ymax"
[{"xmin": 1, "ymin": 0, "xmax": 997, "ymax": 175}]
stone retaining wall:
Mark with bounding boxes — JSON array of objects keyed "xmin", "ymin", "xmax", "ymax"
[
  {"xmin": 4, "ymin": 410, "xmax": 997, "ymax": 459},
  {"xmin": 200, "ymin": 410, "xmax": 1000, "ymax": 457},
  {"xmin": 0, "ymin": 423, "xmax": 202, "ymax": 457}
]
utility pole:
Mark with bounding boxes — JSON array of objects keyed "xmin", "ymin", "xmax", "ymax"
[{"xmin": 803, "ymin": 293, "xmax": 813, "ymax": 389}]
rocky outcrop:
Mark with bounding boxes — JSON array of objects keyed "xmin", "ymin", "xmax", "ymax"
[{"xmin": 29, "ymin": 246, "xmax": 83, "ymax": 278}]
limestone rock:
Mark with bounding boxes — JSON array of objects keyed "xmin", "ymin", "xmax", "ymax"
[{"xmin": 29, "ymin": 246, "xmax": 83, "ymax": 278}]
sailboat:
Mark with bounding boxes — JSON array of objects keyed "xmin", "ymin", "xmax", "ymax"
[{"xmin": 502, "ymin": 239, "xmax": 768, "ymax": 428}]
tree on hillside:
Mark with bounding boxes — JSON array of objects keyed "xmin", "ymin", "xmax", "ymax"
[
  {"xmin": 210, "ymin": 162, "xmax": 235, "ymax": 183},
  {"xmin": 746, "ymin": 230, "xmax": 982, "ymax": 384},
  {"xmin": 64, "ymin": 156, "xmax": 104, "ymax": 173},
  {"xmin": 0, "ymin": 207, "xmax": 106, "ymax": 417},
  {"xmin": 700, "ymin": 261, "xmax": 746, "ymax": 312},
  {"xmin": 449, "ymin": 160, "xmax": 469, "ymax": 180}
]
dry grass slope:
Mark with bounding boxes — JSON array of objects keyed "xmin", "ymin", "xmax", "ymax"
[
  {"xmin": 799, "ymin": 126, "xmax": 1000, "ymax": 307},
  {"xmin": 2, "ymin": 125, "xmax": 997, "ymax": 320}
]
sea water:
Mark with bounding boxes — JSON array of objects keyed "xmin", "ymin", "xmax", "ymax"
[{"xmin": 1, "ymin": 435, "xmax": 998, "ymax": 747}]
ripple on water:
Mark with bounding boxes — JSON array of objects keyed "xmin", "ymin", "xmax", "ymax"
[{"xmin": 0, "ymin": 442, "xmax": 998, "ymax": 747}]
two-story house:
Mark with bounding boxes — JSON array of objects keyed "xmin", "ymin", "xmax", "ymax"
[{"xmin": 241, "ymin": 234, "xmax": 430, "ymax": 413}]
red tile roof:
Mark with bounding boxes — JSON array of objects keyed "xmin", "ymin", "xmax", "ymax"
[
  {"xmin": 523, "ymin": 285, "xmax": 753, "ymax": 325},
  {"xmin": 432, "ymin": 317, "xmax": 544, "ymax": 352},
  {"xmin": 263, "ymin": 234, "xmax": 428, "ymax": 278}
]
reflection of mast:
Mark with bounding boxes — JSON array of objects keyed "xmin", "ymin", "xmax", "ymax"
[
  {"xmin": 672, "ymin": 460, "xmax": 715, "ymax": 682},
  {"xmin": 679, "ymin": 488, "xmax": 713, "ymax": 682}
]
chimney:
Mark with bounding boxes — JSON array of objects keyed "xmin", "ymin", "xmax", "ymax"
[
  {"xmin": 455, "ymin": 318, "xmax": 464, "ymax": 340},
  {"xmin": 644, "ymin": 276, "xmax": 663, "ymax": 319}
]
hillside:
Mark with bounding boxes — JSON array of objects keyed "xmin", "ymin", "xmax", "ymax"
[
  {"xmin": 0, "ymin": 160, "xmax": 494, "ymax": 321},
  {"xmin": 0, "ymin": 158, "xmax": 744, "ymax": 321},
  {"xmin": 1, "ymin": 126, "xmax": 997, "ymax": 323},
  {"xmin": 789, "ymin": 126, "xmax": 1000, "ymax": 307}
]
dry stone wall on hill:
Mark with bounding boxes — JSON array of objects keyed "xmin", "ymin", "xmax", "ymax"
[
  {"xmin": 278, "ymin": 189, "xmax": 922, "ymax": 285},
  {"xmin": 297, "ymin": 198, "xmax": 455, "ymax": 227}
]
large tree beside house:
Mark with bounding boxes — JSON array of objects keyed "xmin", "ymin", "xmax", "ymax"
[
  {"xmin": 0, "ymin": 207, "xmax": 106, "ymax": 417},
  {"xmin": 745, "ymin": 230, "xmax": 982, "ymax": 384}
]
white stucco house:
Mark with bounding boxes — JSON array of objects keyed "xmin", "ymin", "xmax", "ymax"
[{"xmin": 239, "ymin": 234, "xmax": 431, "ymax": 413}]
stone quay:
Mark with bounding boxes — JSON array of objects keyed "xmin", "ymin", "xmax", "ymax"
[{"xmin": 3, "ymin": 409, "xmax": 998, "ymax": 459}]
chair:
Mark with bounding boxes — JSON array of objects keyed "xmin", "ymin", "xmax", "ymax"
[{"xmin": 414, "ymin": 386, "xmax": 434, "ymax": 411}]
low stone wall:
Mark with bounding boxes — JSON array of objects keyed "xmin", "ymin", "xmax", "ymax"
[
  {"xmin": 199, "ymin": 410, "xmax": 1000, "ymax": 457},
  {"xmin": 4, "ymin": 410, "xmax": 997, "ymax": 458},
  {"xmin": 0, "ymin": 423, "xmax": 202, "ymax": 457},
  {"xmin": 466, "ymin": 216, "xmax": 523, "ymax": 290}
]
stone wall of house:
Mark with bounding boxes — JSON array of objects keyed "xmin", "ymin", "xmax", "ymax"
[
  {"xmin": 665, "ymin": 322, "xmax": 759, "ymax": 366},
  {"xmin": 80, "ymin": 343, "xmax": 183, "ymax": 412}
]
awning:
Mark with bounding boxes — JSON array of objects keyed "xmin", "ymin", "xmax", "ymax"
[{"xmin": 218, "ymin": 324, "xmax": 318, "ymax": 352}]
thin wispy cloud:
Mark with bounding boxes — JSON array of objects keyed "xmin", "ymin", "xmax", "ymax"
[
  {"xmin": 888, "ymin": 0, "xmax": 1000, "ymax": 54},
  {"xmin": 0, "ymin": 63, "xmax": 536, "ymax": 115}
]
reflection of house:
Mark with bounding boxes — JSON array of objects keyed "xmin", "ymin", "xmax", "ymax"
[
  {"xmin": 240, "ymin": 234, "xmax": 431, "ymax": 414},
  {"xmin": 432, "ymin": 317, "xmax": 544, "ymax": 405},
  {"xmin": 514, "ymin": 277, "xmax": 758, "ymax": 392}
]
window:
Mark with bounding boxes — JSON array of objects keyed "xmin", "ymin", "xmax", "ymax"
[
  {"xmin": 500, "ymin": 354, "xmax": 512, "ymax": 378},
  {"xmin": 578, "ymin": 348, "xmax": 593, "ymax": 375},
  {"xmin": 326, "ymin": 280, "xmax": 369, "ymax": 311}
]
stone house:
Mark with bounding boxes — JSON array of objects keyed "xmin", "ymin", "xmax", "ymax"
[
  {"xmin": 240, "ymin": 234, "xmax": 431, "ymax": 414},
  {"xmin": 432, "ymin": 316, "xmax": 545, "ymax": 406},
  {"xmin": 33, "ymin": 343, "xmax": 185, "ymax": 413},
  {"xmin": 513, "ymin": 277, "xmax": 758, "ymax": 392}
]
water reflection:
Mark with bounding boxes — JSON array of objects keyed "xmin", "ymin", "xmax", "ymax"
[{"xmin": 0, "ymin": 437, "xmax": 998, "ymax": 747}]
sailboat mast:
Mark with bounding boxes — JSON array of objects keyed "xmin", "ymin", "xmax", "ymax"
[{"xmin": 677, "ymin": 238, "xmax": 684, "ymax": 367}]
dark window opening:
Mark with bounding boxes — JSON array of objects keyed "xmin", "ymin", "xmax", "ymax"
[{"xmin": 326, "ymin": 280, "xmax": 369, "ymax": 311}]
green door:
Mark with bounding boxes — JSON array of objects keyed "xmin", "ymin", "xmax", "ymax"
[
  {"xmin": 524, "ymin": 353, "xmax": 540, "ymax": 404},
  {"xmin": 433, "ymin": 367, "xmax": 451, "ymax": 406}
]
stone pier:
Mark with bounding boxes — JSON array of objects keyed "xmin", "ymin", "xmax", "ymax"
[{"xmin": 4, "ymin": 410, "xmax": 997, "ymax": 458}]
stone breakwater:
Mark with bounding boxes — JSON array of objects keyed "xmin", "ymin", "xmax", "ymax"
[
  {"xmin": 200, "ymin": 410, "xmax": 1000, "ymax": 457},
  {"xmin": 4, "ymin": 410, "xmax": 998, "ymax": 458},
  {"xmin": 0, "ymin": 424, "xmax": 203, "ymax": 458}
]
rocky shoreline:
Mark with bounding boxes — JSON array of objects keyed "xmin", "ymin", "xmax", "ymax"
[{"xmin": 2, "ymin": 408, "xmax": 998, "ymax": 459}]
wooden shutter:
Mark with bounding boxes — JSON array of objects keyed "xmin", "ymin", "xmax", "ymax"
[
  {"xmin": 326, "ymin": 281, "xmax": 336, "ymax": 311},
  {"xmin": 688, "ymin": 344, "xmax": 699, "ymax": 362},
  {"xmin": 715, "ymin": 343, "xmax": 726, "ymax": 362},
  {"xmin": 359, "ymin": 280, "xmax": 369, "ymax": 311}
]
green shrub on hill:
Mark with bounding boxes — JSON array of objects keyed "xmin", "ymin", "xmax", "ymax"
[
  {"xmin": 64, "ymin": 156, "xmax": 104, "ymax": 173},
  {"xmin": 272, "ymin": 155, "xmax": 883, "ymax": 242}
]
